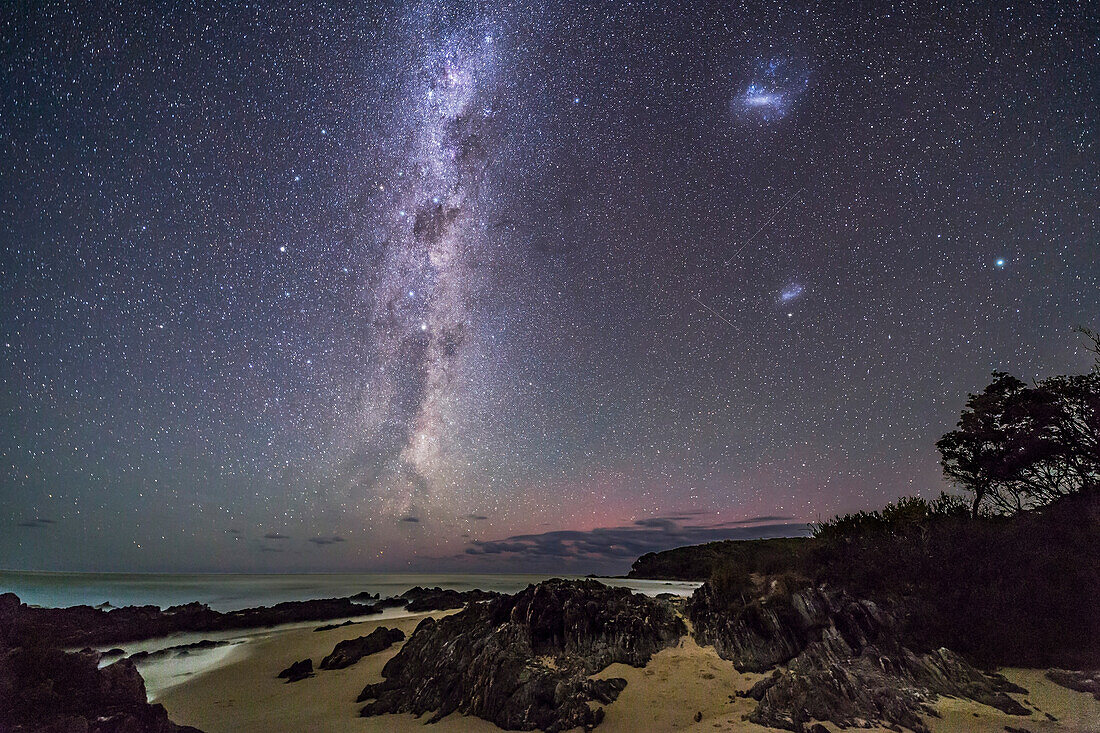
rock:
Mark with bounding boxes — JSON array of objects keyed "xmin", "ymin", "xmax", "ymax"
[
  {"xmin": 350, "ymin": 591, "xmax": 379, "ymax": 602},
  {"xmin": 807, "ymin": 725, "xmax": 830, "ymax": 733},
  {"xmin": 0, "ymin": 645, "xmax": 203, "ymax": 732},
  {"xmin": 319, "ymin": 627, "xmax": 404, "ymax": 670},
  {"xmin": 1045, "ymin": 669, "xmax": 1100, "ymax": 700},
  {"xmin": 276, "ymin": 658, "xmax": 313, "ymax": 682},
  {"xmin": 358, "ymin": 579, "xmax": 684, "ymax": 732},
  {"xmin": 398, "ymin": 586, "xmax": 501, "ymax": 612},
  {"xmin": 690, "ymin": 582, "xmax": 1029, "ymax": 733},
  {"xmin": 0, "ymin": 591, "xmax": 378, "ymax": 649},
  {"xmin": 740, "ymin": 670, "xmax": 782, "ymax": 701},
  {"xmin": 587, "ymin": 677, "xmax": 628, "ymax": 704},
  {"xmin": 314, "ymin": 620, "xmax": 359, "ymax": 632},
  {"xmin": 126, "ymin": 639, "xmax": 226, "ymax": 664},
  {"xmin": 694, "ymin": 710, "xmax": 703, "ymax": 722}
]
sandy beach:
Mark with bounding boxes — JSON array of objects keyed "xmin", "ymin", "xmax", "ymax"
[{"xmin": 158, "ymin": 611, "xmax": 1100, "ymax": 733}]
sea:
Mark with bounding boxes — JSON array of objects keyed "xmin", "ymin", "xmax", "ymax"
[
  {"xmin": 0, "ymin": 571, "xmax": 700, "ymax": 612},
  {"xmin": 0, "ymin": 571, "xmax": 701, "ymax": 700}
]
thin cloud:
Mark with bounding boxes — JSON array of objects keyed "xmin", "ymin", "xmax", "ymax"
[
  {"xmin": 308, "ymin": 535, "xmax": 347, "ymax": 546},
  {"xmin": 401, "ymin": 516, "xmax": 420, "ymax": 523},
  {"xmin": 263, "ymin": 532, "xmax": 290, "ymax": 540},
  {"xmin": 463, "ymin": 518, "xmax": 808, "ymax": 563},
  {"xmin": 464, "ymin": 514, "xmax": 489, "ymax": 521},
  {"xmin": 16, "ymin": 518, "xmax": 55, "ymax": 529}
]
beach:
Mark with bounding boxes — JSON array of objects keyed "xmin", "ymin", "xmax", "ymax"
[{"xmin": 157, "ymin": 610, "xmax": 1100, "ymax": 733}]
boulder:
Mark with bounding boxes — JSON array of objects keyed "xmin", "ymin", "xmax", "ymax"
[
  {"xmin": 276, "ymin": 658, "xmax": 313, "ymax": 682},
  {"xmin": 1045, "ymin": 669, "xmax": 1100, "ymax": 700},
  {"xmin": 0, "ymin": 646, "xmax": 202, "ymax": 732},
  {"xmin": 398, "ymin": 586, "xmax": 501, "ymax": 612},
  {"xmin": 319, "ymin": 627, "xmax": 404, "ymax": 670},
  {"xmin": 358, "ymin": 579, "xmax": 684, "ymax": 731}
]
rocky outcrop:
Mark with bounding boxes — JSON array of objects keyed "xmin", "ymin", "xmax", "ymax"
[
  {"xmin": 0, "ymin": 584, "xmax": 508, "ymax": 651},
  {"xmin": 1046, "ymin": 669, "xmax": 1100, "ymax": 700},
  {"xmin": 314, "ymin": 619, "xmax": 359, "ymax": 632},
  {"xmin": 399, "ymin": 586, "xmax": 501, "ymax": 612},
  {"xmin": 0, "ymin": 646, "xmax": 203, "ymax": 732},
  {"xmin": 690, "ymin": 582, "xmax": 1028, "ymax": 733},
  {"xmin": 0, "ymin": 591, "xmax": 381, "ymax": 649},
  {"xmin": 319, "ymin": 627, "xmax": 404, "ymax": 669},
  {"xmin": 358, "ymin": 579, "xmax": 684, "ymax": 732},
  {"xmin": 277, "ymin": 657, "xmax": 313, "ymax": 682},
  {"xmin": 127, "ymin": 639, "xmax": 227, "ymax": 664}
]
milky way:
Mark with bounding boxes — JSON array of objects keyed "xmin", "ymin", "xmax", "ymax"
[
  {"xmin": 1, "ymin": 1, "xmax": 1096, "ymax": 573},
  {"xmin": 341, "ymin": 24, "xmax": 498, "ymax": 522}
]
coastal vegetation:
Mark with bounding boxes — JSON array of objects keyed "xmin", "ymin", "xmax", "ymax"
[{"xmin": 638, "ymin": 329, "xmax": 1100, "ymax": 669}]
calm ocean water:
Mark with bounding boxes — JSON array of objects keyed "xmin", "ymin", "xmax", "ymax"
[{"xmin": 0, "ymin": 571, "xmax": 700, "ymax": 611}]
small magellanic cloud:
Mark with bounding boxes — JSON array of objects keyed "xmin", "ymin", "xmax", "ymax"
[{"xmin": 779, "ymin": 283, "xmax": 804, "ymax": 302}]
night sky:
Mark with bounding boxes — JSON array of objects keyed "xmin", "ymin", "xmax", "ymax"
[{"xmin": 2, "ymin": 1, "xmax": 1097, "ymax": 573}]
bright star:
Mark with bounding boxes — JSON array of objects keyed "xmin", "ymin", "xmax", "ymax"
[{"xmin": 995, "ymin": 258, "xmax": 1005, "ymax": 267}]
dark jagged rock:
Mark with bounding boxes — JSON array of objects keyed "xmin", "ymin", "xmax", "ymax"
[
  {"xmin": 358, "ymin": 579, "xmax": 684, "ymax": 732},
  {"xmin": 314, "ymin": 619, "xmax": 359, "ymax": 632},
  {"xmin": 127, "ymin": 639, "xmax": 226, "ymax": 664},
  {"xmin": 0, "ymin": 646, "xmax": 203, "ymax": 732},
  {"xmin": 276, "ymin": 658, "xmax": 313, "ymax": 682},
  {"xmin": 0, "ymin": 591, "xmax": 378, "ymax": 649},
  {"xmin": 1045, "ymin": 669, "xmax": 1100, "ymax": 700},
  {"xmin": 691, "ymin": 582, "xmax": 1028, "ymax": 733},
  {"xmin": 350, "ymin": 591, "xmax": 379, "ymax": 602},
  {"xmin": 319, "ymin": 626, "xmax": 404, "ymax": 669},
  {"xmin": 399, "ymin": 586, "xmax": 501, "ymax": 612}
]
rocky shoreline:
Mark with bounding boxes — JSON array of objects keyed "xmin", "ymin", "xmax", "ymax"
[
  {"xmin": 359, "ymin": 579, "xmax": 684, "ymax": 731},
  {"xmin": 690, "ymin": 580, "xmax": 1030, "ymax": 732},
  {"xmin": 2, "ymin": 576, "xmax": 1097, "ymax": 732},
  {"xmin": 0, "ymin": 586, "xmax": 493, "ymax": 732},
  {"xmin": 0, "ymin": 586, "xmax": 499, "ymax": 651}
]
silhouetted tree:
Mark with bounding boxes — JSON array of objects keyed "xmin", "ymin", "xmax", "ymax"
[{"xmin": 937, "ymin": 332, "xmax": 1100, "ymax": 516}]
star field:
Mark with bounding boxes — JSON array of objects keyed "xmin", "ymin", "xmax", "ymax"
[{"xmin": 1, "ymin": 1, "xmax": 1097, "ymax": 572}]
